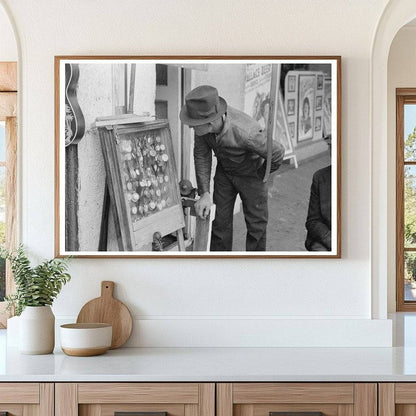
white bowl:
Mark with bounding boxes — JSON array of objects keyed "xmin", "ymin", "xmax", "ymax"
[{"xmin": 60, "ymin": 323, "xmax": 112, "ymax": 356}]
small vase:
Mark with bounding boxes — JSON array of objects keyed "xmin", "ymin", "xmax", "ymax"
[{"xmin": 19, "ymin": 305, "xmax": 55, "ymax": 354}]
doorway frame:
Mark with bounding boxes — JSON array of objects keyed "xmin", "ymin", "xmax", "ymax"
[
  {"xmin": 0, "ymin": 61, "xmax": 17, "ymax": 328},
  {"xmin": 371, "ymin": 0, "xmax": 416, "ymax": 318}
]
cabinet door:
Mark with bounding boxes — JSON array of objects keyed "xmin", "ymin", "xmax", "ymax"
[
  {"xmin": 56, "ymin": 383, "xmax": 215, "ymax": 416},
  {"xmin": 0, "ymin": 383, "xmax": 53, "ymax": 416},
  {"xmin": 379, "ymin": 383, "xmax": 416, "ymax": 416},
  {"xmin": 217, "ymin": 383, "xmax": 377, "ymax": 416}
]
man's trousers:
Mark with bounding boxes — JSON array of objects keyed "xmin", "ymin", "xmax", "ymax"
[{"xmin": 210, "ymin": 168, "xmax": 268, "ymax": 251}]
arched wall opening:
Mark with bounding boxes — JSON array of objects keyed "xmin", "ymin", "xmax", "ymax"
[
  {"xmin": 0, "ymin": 0, "xmax": 20, "ymax": 328},
  {"xmin": 387, "ymin": 19, "xmax": 416, "ymax": 313},
  {"xmin": 371, "ymin": 0, "xmax": 416, "ymax": 319},
  {"xmin": 0, "ymin": 2, "xmax": 17, "ymax": 61}
]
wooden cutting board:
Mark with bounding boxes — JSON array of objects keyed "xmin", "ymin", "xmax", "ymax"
[{"xmin": 76, "ymin": 281, "xmax": 133, "ymax": 349}]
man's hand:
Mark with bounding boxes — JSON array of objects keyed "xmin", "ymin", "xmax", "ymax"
[{"xmin": 195, "ymin": 192, "xmax": 211, "ymax": 219}]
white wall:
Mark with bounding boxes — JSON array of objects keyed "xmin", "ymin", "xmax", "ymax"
[
  {"xmin": 0, "ymin": 0, "xmax": 393, "ymax": 346},
  {"xmin": 0, "ymin": 4, "xmax": 16, "ymax": 61},
  {"xmin": 387, "ymin": 25, "xmax": 416, "ymax": 312}
]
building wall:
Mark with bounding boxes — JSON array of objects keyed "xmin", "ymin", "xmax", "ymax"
[
  {"xmin": 76, "ymin": 63, "xmax": 155, "ymax": 251},
  {"xmin": 192, "ymin": 64, "xmax": 246, "ymax": 110},
  {"xmin": 0, "ymin": 0, "xmax": 394, "ymax": 346}
]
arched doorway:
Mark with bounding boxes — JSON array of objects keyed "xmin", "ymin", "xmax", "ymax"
[
  {"xmin": 0, "ymin": 0, "xmax": 18, "ymax": 327},
  {"xmin": 371, "ymin": 0, "xmax": 416, "ymax": 319}
]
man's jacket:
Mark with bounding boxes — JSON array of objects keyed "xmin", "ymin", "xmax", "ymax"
[
  {"xmin": 193, "ymin": 106, "xmax": 285, "ymax": 194},
  {"xmin": 305, "ymin": 165, "xmax": 332, "ymax": 250}
]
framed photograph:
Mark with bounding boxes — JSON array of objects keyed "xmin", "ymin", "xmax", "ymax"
[
  {"xmin": 288, "ymin": 75, "xmax": 296, "ymax": 92},
  {"xmin": 287, "ymin": 99, "xmax": 295, "ymax": 116},
  {"xmin": 316, "ymin": 95, "xmax": 323, "ymax": 111},
  {"xmin": 55, "ymin": 56, "xmax": 341, "ymax": 258}
]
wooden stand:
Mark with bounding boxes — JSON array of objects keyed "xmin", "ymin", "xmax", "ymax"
[{"xmin": 182, "ymin": 199, "xmax": 215, "ymax": 251}]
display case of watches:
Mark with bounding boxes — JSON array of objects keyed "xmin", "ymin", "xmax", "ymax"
[{"xmin": 96, "ymin": 116, "xmax": 185, "ymax": 251}]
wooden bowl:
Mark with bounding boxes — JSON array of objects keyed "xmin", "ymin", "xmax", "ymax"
[{"xmin": 60, "ymin": 323, "xmax": 112, "ymax": 356}]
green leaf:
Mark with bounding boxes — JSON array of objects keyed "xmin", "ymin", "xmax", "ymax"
[{"xmin": 5, "ymin": 245, "xmax": 71, "ymax": 315}]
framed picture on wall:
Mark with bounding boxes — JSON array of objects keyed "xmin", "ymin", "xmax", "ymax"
[
  {"xmin": 298, "ymin": 74, "xmax": 316, "ymax": 142},
  {"xmin": 287, "ymin": 99, "xmax": 295, "ymax": 116},
  {"xmin": 288, "ymin": 75, "xmax": 296, "ymax": 92},
  {"xmin": 55, "ymin": 56, "xmax": 341, "ymax": 258},
  {"xmin": 316, "ymin": 96, "xmax": 323, "ymax": 111}
]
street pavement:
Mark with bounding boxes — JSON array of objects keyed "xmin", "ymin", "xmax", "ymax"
[{"xmin": 232, "ymin": 151, "xmax": 331, "ymax": 251}]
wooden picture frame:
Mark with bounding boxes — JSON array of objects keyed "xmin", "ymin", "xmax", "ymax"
[{"xmin": 55, "ymin": 56, "xmax": 341, "ymax": 258}]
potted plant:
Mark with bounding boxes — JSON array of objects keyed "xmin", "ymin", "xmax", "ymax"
[{"xmin": 2, "ymin": 245, "xmax": 71, "ymax": 354}]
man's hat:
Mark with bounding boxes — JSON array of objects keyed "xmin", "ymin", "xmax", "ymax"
[{"xmin": 180, "ymin": 85, "xmax": 227, "ymax": 126}]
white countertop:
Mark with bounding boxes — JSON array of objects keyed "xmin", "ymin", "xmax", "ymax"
[{"xmin": 2, "ymin": 329, "xmax": 416, "ymax": 382}]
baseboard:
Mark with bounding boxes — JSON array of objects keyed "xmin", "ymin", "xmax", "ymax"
[{"xmin": 56, "ymin": 317, "xmax": 392, "ymax": 347}]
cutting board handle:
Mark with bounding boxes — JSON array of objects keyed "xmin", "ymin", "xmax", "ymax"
[{"xmin": 101, "ymin": 281, "xmax": 115, "ymax": 298}]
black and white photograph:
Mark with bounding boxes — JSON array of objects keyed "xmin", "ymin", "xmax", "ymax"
[
  {"xmin": 316, "ymin": 95, "xmax": 323, "ymax": 111},
  {"xmin": 288, "ymin": 75, "xmax": 296, "ymax": 92},
  {"xmin": 56, "ymin": 57, "xmax": 340, "ymax": 257},
  {"xmin": 287, "ymin": 99, "xmax": 295, "ymax": 116}
]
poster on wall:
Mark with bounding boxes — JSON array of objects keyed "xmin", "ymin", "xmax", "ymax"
[
  {"xmin": 244, "ymin": 63, "xmax": 272, "ymax": 126},
  {"xmin": 298, "ymin": 74, "xmax": 316, "ymax": 142},
  {"xmin": 244, "ymin": 65, "xmax": 295, "ymax": 156},
  {"xmin": 284, "ymin": 71, "xmax": 326, "ymax": 143},
  {"xmin": 55, "ymin": 56, "xmax": 341, "ymax": 258}
]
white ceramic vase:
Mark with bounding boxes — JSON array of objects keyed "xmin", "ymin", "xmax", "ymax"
[{"xmin": 19, "ymin": 305, "xmax": 55, "ymax": 354}]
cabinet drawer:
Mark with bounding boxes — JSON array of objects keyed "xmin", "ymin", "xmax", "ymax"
[
  {"xmin": 0, "ymin": 383, "xmax": 53, "ymax": 416},
  {"xmin": 217, "ymin": 383, "xmax": 376, "ymax": 416},
  {"xmin": 56, "ymin": 383, "xmax": 215, "ymax": 416},
  {"xmin": 80, "ymin": 403, "xmax": 183, "ymax": 416},
  {"xmin": 0, "ymin": 383, "xmax": 39, "ymax": 403},
  {"xmin": 379, "ymin": 383, "xmax": 416, "ymax": 416},
  {"xmin": 78, "ymin": 383, "xmax": 200, "ymax": 404}
]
